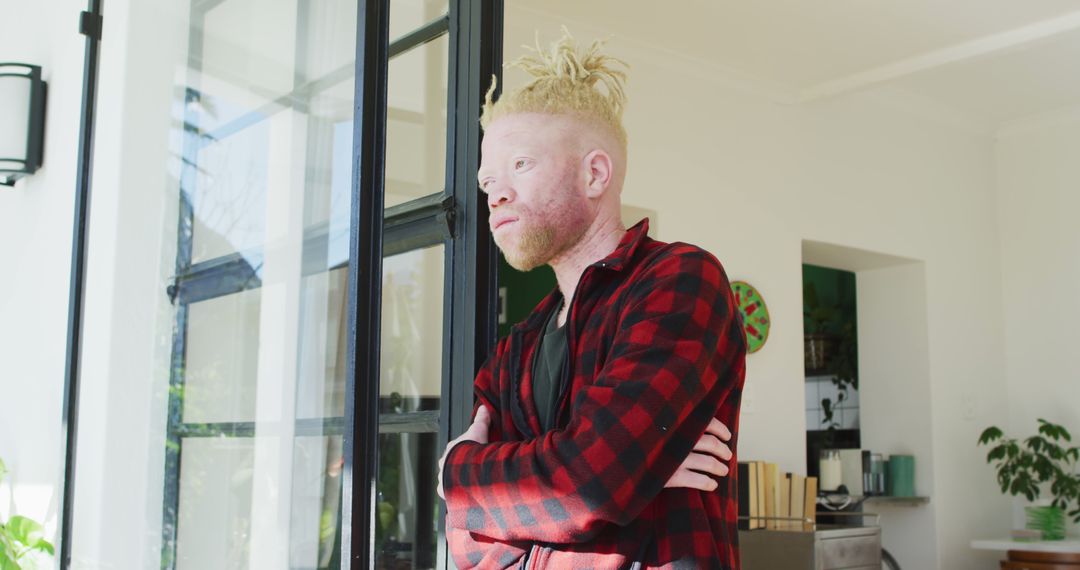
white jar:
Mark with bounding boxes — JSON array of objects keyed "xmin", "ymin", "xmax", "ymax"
[{"xmin": 819, "ymin": 449, "xmax": 842, "ymax": 492}]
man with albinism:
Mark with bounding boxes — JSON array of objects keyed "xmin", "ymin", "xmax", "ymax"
[{"xmin": 437, "ymin": 29, "xmax": 747, "ymax": 569}]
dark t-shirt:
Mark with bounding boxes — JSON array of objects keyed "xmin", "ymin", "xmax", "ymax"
[{"xmin": 532, "ymin": 302, "xmax": 567, "ymax": 431}]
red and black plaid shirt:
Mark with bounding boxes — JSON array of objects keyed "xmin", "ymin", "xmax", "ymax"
[{"xmin": 443, "ymin": 219, "xmax": 747, "ymax": 569}]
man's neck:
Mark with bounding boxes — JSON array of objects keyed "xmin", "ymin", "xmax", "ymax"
[{"xmin": 549, "ymin": 213, "xmax": 626, "ymax": 326}]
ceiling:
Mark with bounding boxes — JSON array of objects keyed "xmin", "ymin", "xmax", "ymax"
[{"xmin": 511, "ymin": 1, "xmax": 1080, "ymax": 133}]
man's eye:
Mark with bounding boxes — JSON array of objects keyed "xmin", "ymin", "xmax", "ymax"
[{"xmin": 515, "ymin": 159, "xmax": 527, "ymax": 170}]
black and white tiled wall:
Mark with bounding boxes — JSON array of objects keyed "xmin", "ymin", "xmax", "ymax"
[{"xmin": 805, "ymin": 374, "xmax": 860, "ymax": 430}]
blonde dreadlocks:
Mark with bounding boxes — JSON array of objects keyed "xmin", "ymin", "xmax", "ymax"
[{"xmin": 480, "ymin": 27, "xmax": 630, "ymax": 150}]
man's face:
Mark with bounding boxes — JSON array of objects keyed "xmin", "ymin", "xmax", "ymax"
[{"xmin": 478, "ymin": 113, "xmax": 591, "ymax": 271}]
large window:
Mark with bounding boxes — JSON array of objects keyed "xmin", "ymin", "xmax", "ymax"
[{"xmin": 67, "ymin": 1, "xmax": 500, "ymax": 569}]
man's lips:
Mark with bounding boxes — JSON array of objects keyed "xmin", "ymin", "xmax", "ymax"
[{"xmin": 491, "ymin": 217, "xmax": 518, "ymax": 231}]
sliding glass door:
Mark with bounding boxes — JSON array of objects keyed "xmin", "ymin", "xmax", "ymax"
[{"xmin": 67, "ymin": 1, "xmax": 500, "ymax": 569}]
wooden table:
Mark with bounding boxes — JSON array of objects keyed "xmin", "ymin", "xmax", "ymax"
[{"xmin": 971, "ymin": 538, "xmax": 1080, "ymax": 569}]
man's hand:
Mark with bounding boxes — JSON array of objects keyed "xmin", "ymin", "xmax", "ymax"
[
  {"xmin": 664, "ymin": 417, "xmax": 733, "ymax": 492},
  {"xmin": 438, "ymin": 405, "xmax": 491, "ymax": 500}
]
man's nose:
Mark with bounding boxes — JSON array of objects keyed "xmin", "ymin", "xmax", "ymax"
[{"xmin": 487, "ymin": 185, "xmax": 513, "ymax": 209}]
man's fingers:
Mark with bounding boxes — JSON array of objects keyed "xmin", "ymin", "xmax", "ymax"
[
  {"xmin": 682, "ymin": 451, "xmax": 729, "ymax": 478},
  {"xmin": 475, "ymin": 404, "xmax": 490, "ymax": 424},
  {"xmin": 437, "ymin": 454, "xmax": 446, "ymax": 499},
  {"xmin": 704, "ymin": 417, "xmax": 732, "ymax": 442},
  {"xmin": 665, "ymin": 468, "xmax": 719, "ymax": 492},
  {"xmin": 693, "ymin": 434, "xmax": 732, "ymax": 461},
  {"xmin": 463, "ymin": 411, "xmax": 490, "ymax": 444}
]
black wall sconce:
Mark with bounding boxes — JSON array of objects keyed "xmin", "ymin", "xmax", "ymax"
[{"xmin": 0, "ymin": 63, "xmax": 47, "ymax": 187}]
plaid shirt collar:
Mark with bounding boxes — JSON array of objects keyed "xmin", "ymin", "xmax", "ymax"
[
  {"xmin": 595, "ymin": 216, "xmax": 650, "ymax": 272},
  {"xmin": 514, "ymin": 217, "xmax": 651, "ymax": 335}
]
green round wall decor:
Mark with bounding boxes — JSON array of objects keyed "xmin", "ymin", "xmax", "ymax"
[{"xmin": 731, "ymin": 281, "xmax": 770, "ymax": 354}]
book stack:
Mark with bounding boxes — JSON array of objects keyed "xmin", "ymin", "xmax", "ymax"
[{"xmin": 737, "ymin": 461, "xmax": 818, "ymax": 531}]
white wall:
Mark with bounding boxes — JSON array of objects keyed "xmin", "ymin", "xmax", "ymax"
[
  {"xmin": 0, "ymin": 0, "xmax": 86, "ymax": 560},
  {"xmin": 856, "ymin": 261, "xmax": 938, "ymax": 570},
  {"xmin": 997, "ymin": 114, "xmax": 1080, "ymax": 535},
  {"xmin": 504, "ymin": 8, "xmax": 1013, "ymax": 569}
]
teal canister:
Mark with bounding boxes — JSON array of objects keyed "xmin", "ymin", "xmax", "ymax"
[{"xmin": 887, "ymin": 454, "xmax": 915, "ymax": 497}]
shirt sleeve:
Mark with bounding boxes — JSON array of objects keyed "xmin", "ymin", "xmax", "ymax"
[
  {"xmin": 441, "ymin": 246, "xmax": 747, "ymax": 544},
  {"xmin": 446, "ymin": 526, "xmax": 529, "ymax": 569}
]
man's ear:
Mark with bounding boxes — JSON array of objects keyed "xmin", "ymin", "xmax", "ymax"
[{"xmin": 583, "ymin": 149, "xmax": 613, "ymax": 198}]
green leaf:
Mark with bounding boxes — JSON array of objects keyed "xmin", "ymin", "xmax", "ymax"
[
  {"xmin": 1038, "ymin": 419, "xmax": 1071, "ymax": 442},
  {"xmin": 6, "ymin": 516, "xmax": 44, "ymax": 548},
  {"xmin": 31, "ymin": 538, "xmax": 54, "ymax": 556},
  {"xmin": 987, "ymin": 446, "xmax": 1007, "ymax": 462},
  {"xmin": 0, "ymin": 550, "xmax": 20, "ymax": 570},
  {"xmin": 979, "ymin": 427, "xmax": 1004, "ymax": 445},
  {"xmin": 1033, "ymin": 456, "xmax": 1053, "ymax": 480}
]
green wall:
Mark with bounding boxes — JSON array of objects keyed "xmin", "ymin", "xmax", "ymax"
[
  {"xmin": 802, "ymin": 264, "xmax": 857, "ymax": 336},
  {"xmin": 497, "ymin": 256, "xmax": 558, "ymax": 338}
]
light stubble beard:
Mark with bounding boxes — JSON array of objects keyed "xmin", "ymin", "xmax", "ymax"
[
  {"xmin": 496, "ymin": 212, "xmax": 589, "ymax": 272},
  {"xmin": 496, "ymin": 220, "xmax": 558, "ymax": 272}
]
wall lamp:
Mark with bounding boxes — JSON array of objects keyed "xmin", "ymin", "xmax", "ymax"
[{"xmin": 0, "ymin": 63, "xmax": 47, "ymax": 187}]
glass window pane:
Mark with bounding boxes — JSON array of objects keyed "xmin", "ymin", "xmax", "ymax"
[
  {"xmin": 170, "ymin": 0, "xmax": 359, "ymax": 566},
  {"xmin": 189, "ymin": 119, "xmax": 271, "ymax": 263},
  {"xmin": 293, "ymin": 245, "xmax": 447, "ymax": 423},
  {"xmin": 197, "ymin": 0, "xmax": 297, "ymax": 129},
  {"xmin": 295, "ymin": 267, "xmax": 350, "ymax": 420},
  {"xmin": 375, "ymin": 432, "xmax": 439, "ymax": 570},
  {"xmin": 380, "ymin": 245, "xmax": 445, "ymax": 402},
  {"xmin": 183, "ymin": 288, "xmax": 261, "ymax": 424},
  {"xmin": 189, "ymin": 0, "xmax": 359, "ymax": 264},
  {"xmin": 386, "ymin": 0, "xmax": 450, "ymax": 208},
  {"xmin": 175, "ymin": 437, "xmax": 257, "ymax": 569},
  {"xmin": 290, "ymin": 435, "xmax": 345, "ymax": 570}
]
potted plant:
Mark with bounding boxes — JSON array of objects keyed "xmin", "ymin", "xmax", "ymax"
[
  {"xmin": 0, "ymin": 458, "xmax": 55, "ymax": 569},
  {"xmin": 820, "ymin": 321, "xmax": 857, "ymax": 430},
  {"xmin": 803, "ymin": 282, "xmax": 838, "ymax": 373},
  {"xmin": 978, "ymin": 419, "xmax": 1080, "ymax": 540}
]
